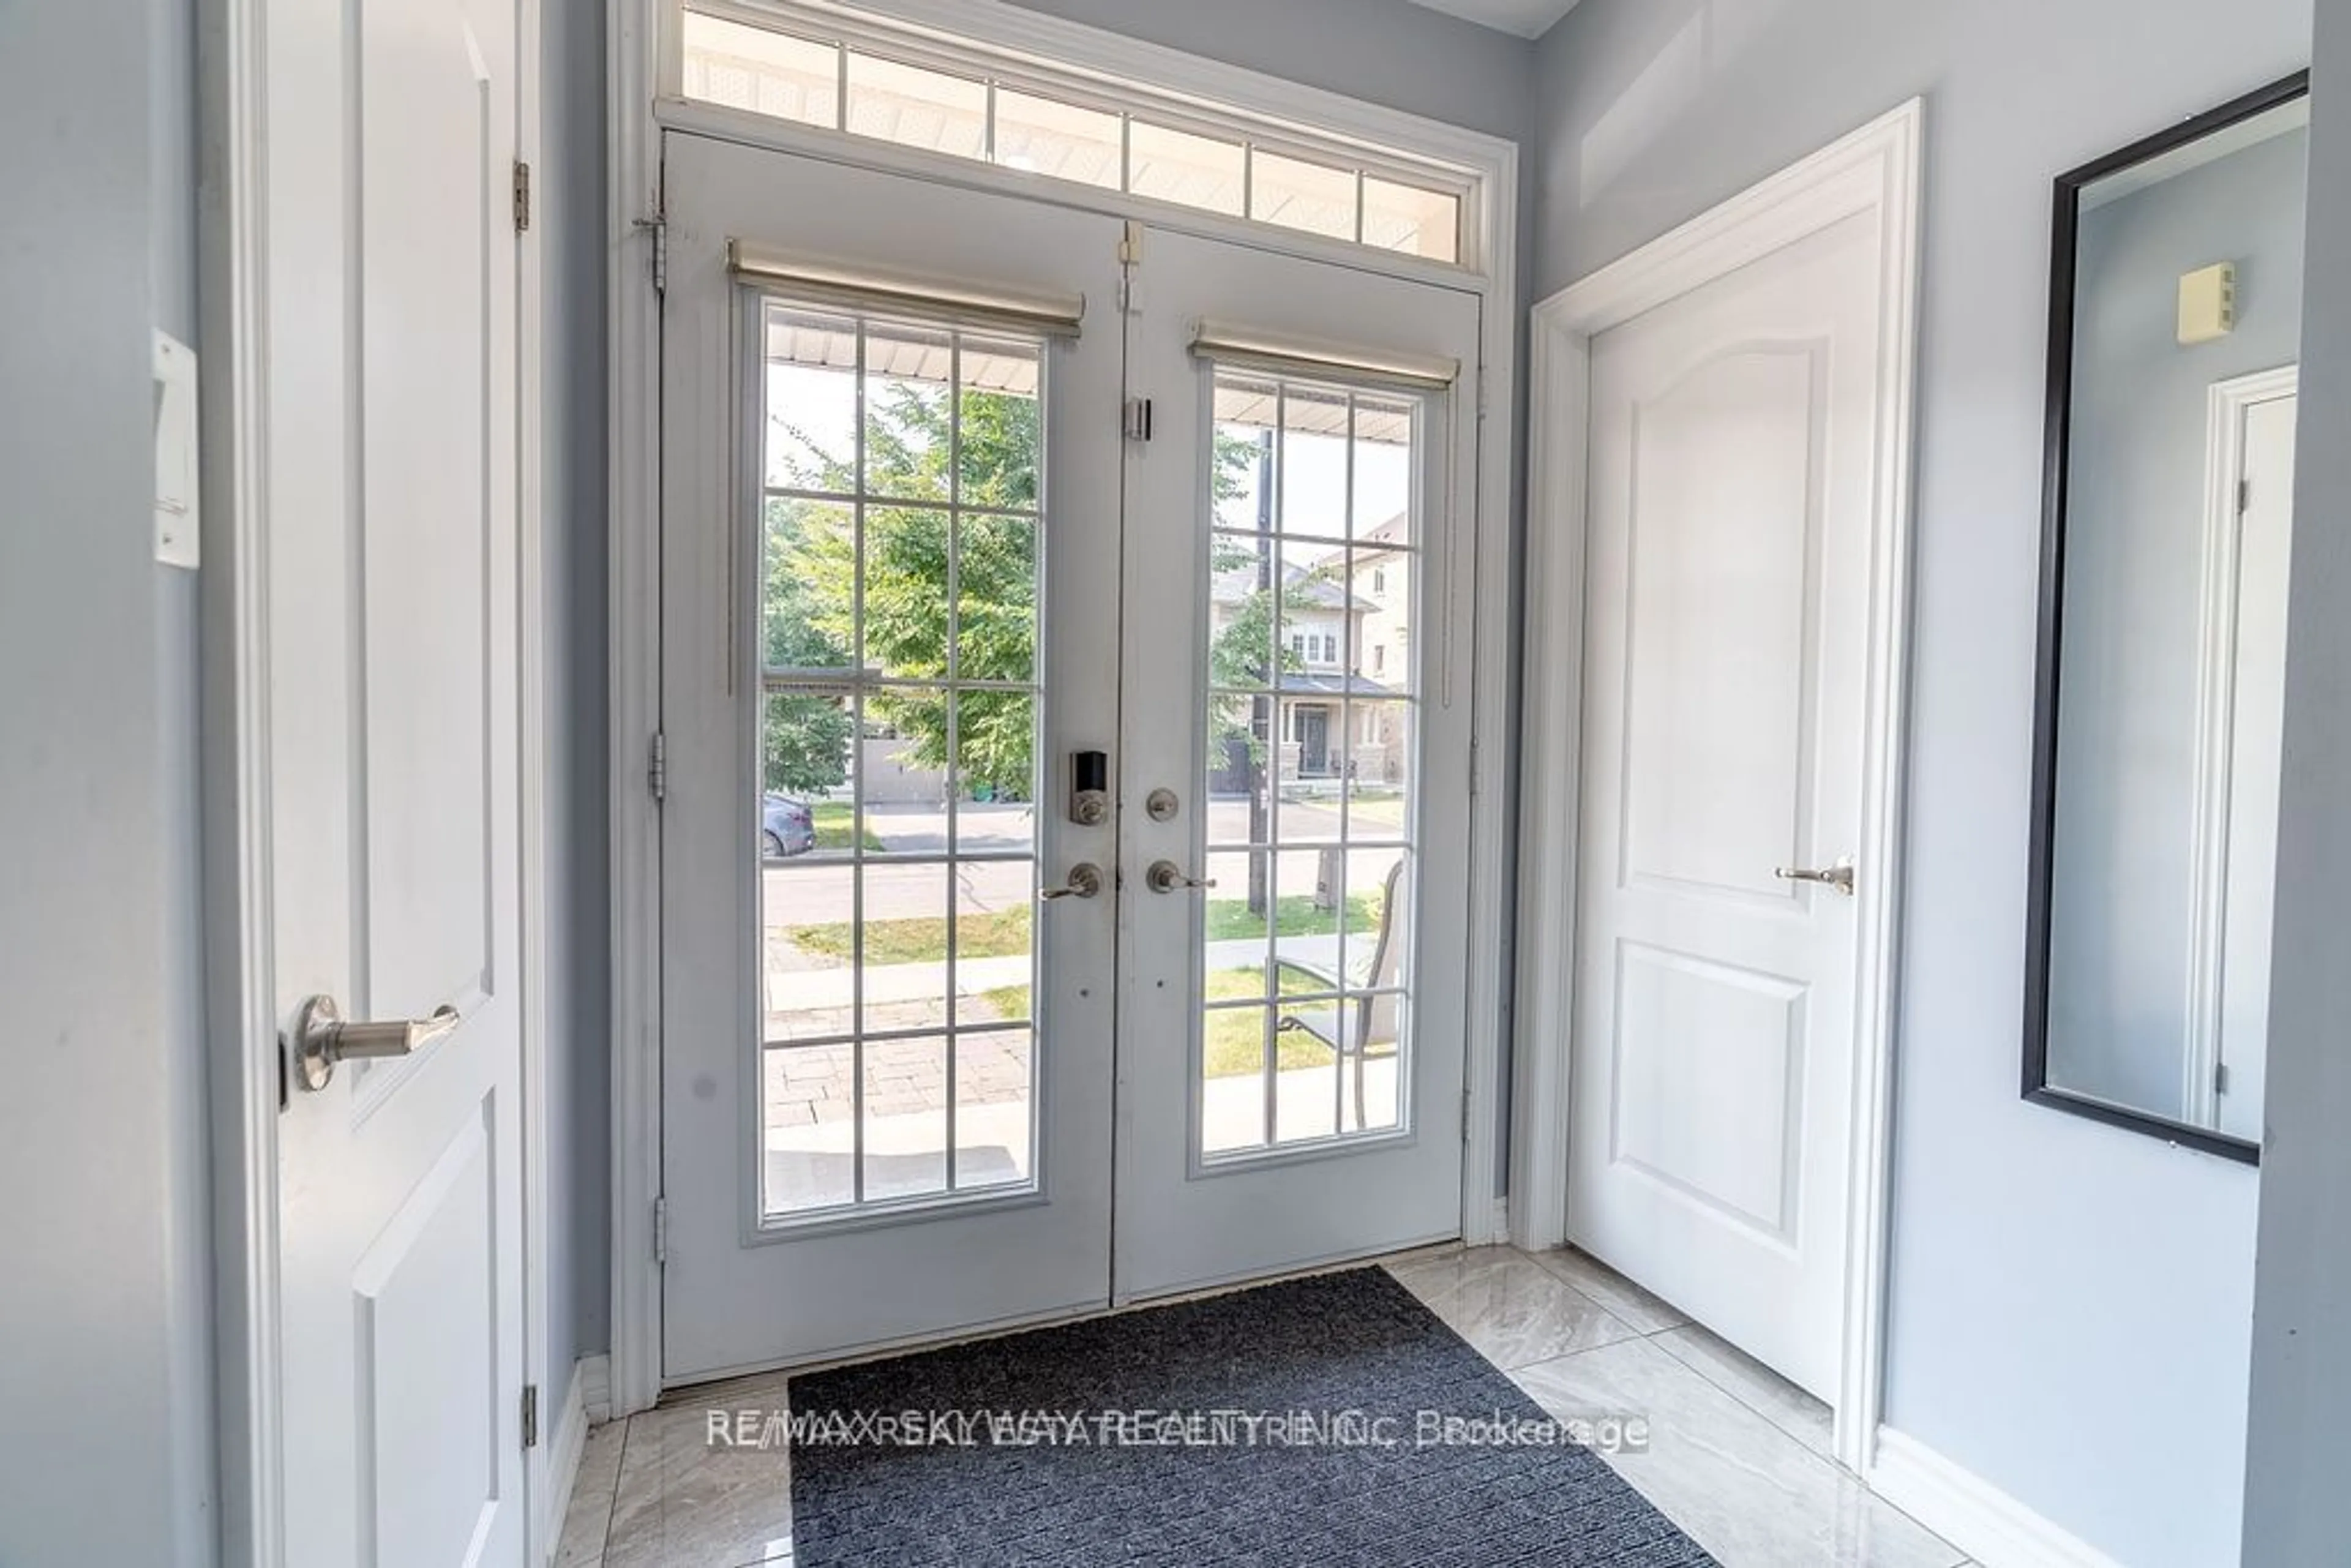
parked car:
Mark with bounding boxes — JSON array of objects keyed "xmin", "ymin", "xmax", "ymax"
[{"xmin": 762, "ymin": 795, "xmax": 816, "ymax": 859}]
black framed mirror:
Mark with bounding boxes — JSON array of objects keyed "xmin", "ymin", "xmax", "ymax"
[{"xmin": 2024, "ymin": 72, "xmax": 2311, "ymax": 1164}]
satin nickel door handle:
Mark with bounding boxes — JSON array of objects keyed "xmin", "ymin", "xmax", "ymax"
[
  {"xmin": 1040, "ymin": 863, "xmax": 1104, "ymax": 901},
  {"xmin": 1145, "ymin": 860, "xmax": 1217, "ymax": 894},
  {"xmin": 1774, "ymin": 859, "xmax": 1856, "ymax": 896},
  {"xmin": 288, "ymin": 994, "xmax": 462, "ymax": 1092}
]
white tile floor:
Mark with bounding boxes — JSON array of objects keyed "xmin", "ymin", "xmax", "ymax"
[{"xmin": 553, "ymin": 1246, "xmax": 1971, "ymax": 1568}]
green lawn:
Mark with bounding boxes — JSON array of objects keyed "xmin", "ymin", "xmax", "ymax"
[
  {"xmin": 808, "ymin": 801, "xmax": 885, "ymax": 853},
  {"xmin": 1202, "ymin": 890, "xmax": 1384, "ymax": 943},
  {"xmin": 981, "ymin": 965, "xmax": 1389, "ymax": 1078},
  {"xmin": 787, "ymin": 888, "xmax": 1384, "ymax": 969},
  {"xmin": 789, "ymin": 906, "xmax": 1030, "ymax": 966}
]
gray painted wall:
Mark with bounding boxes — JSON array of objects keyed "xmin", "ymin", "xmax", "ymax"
[
  {"xmin": 543, "ymin": 0, "xmax": 613, "ymax": 1426},
  {"xmin": 1008, "ymin": 0, "xmax": 1530, "ymax": 144},
  {"xmin": 2047, "ymin": 128, "xmax": 2308, "ymax": 1117},
  {"xmin": 2242, "ymin": 0, "xmax": 2351, "ymax": 1554},
  {"xmin": 1530, "ymin": 1, "xmax": 2305, "ymax": 1562},
  {"xmin": 0, "ymin": 0, "xmax": 215, "ymax": 1561}
]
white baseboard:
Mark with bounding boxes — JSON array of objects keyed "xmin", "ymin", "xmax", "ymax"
[
  {"xmin": 535, "ymin": 1365, "xmax": 592, "ymax": 1567},
  {"xmin": 1867, "ymin": 1428, "xmax": 2124, "ymax": 1568},
  {"xmin": 579, "ymin": 1351, "xmax": 613, "ymax": 1425},
  {"xmin": 1464, "ymin": 1196, "xmax": 1510, "ymax": 1247}
]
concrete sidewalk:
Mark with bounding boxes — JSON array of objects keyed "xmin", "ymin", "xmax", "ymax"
[{"xmin": 763, "ymin": 932, "xmax": 1381, "ymax": 1016}]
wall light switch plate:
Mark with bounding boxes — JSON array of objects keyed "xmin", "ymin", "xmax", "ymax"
[
  {"xmin": 153, "ymin": 329, "xmax": 200, "ymax": 569},
  {"xmin": 2178, "ymin": 261, "xmax": 2237, "ymax": 346}
]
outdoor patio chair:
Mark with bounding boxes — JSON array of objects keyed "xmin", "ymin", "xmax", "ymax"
[{"xmin": 1272, "ymin": 857, "xmax": 1406, "ymax": 1131}]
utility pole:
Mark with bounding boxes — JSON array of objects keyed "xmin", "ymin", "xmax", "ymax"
[{"xmin": 1249, "ymin": 426, "xmax": 1275, "ymax": 917}]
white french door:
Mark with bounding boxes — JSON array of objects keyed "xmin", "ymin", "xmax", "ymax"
[
  {"xmin": 659, "ymin": 138, "xmax": 1481, "ymax": 1378},
  {"xmin": 1116, "ymin": 230, "xmax": 1480, "ymax": 1300},
  {"xmin": 660, "ymin": 136, "xmax": 1125, "ymax": 1378}
]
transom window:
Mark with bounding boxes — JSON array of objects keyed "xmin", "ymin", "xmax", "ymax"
[{"xmin": 678, "ymin": 3, "xmax": 1469, "ymax": 265}]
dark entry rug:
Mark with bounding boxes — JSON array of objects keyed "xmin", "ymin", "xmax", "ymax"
[{"xmin": 787, "ymin": 1267, "xmax": 1715, "ymax": 1566}]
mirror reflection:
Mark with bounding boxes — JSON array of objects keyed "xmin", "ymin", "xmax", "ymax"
[{"xmin": 2030, "ymin": 78, "xmax": 2309, "ymax": 1156}]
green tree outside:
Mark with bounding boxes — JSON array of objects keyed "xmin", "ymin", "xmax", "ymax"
[{"xmin": 762, "ymin": 365, "xmax": 1283, "ymax": 800}]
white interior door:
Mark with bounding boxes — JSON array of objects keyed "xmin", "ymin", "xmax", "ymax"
[
  {"xmin": 1116, "ymin": 230, "xmax": 1481, "ymax": 1299},
  {"xmin": 264, "ymin": 0, "xmax": 529, "ymax": 1561},
  {"xmin": 658, "ymin": 137, "xmax": 1126, "ymax": 1378},
  {"xmin": 1569, "ymin": 210, "xmax": 1881, "ymax": 1401}
]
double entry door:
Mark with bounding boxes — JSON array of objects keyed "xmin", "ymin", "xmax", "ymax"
[{"xmin": 660, "ymin": 135, "xmax": 1481, "ymax": 1379}]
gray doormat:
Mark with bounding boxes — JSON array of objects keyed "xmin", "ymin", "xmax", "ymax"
[{"xmin": 787, "ymin": 1266, "xmax": 1715, "ymax": 1566}]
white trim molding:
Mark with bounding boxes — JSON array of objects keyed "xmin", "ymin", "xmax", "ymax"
[
  {"xmin": 1510, "ymin": 97, "xmax": 1924, "ymax": 1477},
  {"xmin": 609, "ymin": 0, "xmax": 1521, "ymax": 1394},
  {"xmin": 608, "ymin": 0, "xmax": 668, "ymax": 1420},
  {"xmin": 197, "ymin": 0, "xmax": 287, "ymax": 1559},
  {"xmin": 2183, "ymin": 362, "xmax": 2298, "ymax": 1127},
  {"xmin": 517, "ymin": 1, "xmax": 557, "ymax": 1554},
  {"xmin": 535, "ymin": 1364, "xmax": 593, "ymax": 1566},
  {"xmin": 578, "ymin": 1351, "xmax": 615, "ymax": 1425},
  {"xmin": 1868, "ymin": 1428, "xmax": 2126, "ymax": 1568}
]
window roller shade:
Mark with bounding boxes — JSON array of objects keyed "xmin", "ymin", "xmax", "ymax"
[
  {"xmin": 727, "ymin": 239, "xmax": 1086, "ymax": 339},
  {"xmin": 1188, "ymin": 319, "xmax": 1458, "ymax": 391}
]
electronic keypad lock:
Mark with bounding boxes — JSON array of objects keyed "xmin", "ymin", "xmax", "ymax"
[{"xmin": 1070, "ymin": 750, "xmax": 1109, "ymax": 827}]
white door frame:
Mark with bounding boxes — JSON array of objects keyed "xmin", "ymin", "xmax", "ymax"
[
  {"xmin": 1510, "ymin": 100, "xmax": 1922, "ymax": 1477},
  {"xmin": 2183, "ymin": 363, "xmax": 2298, "ymax": 1129},
  {"xmin": 196, "ymin": 0, "xmax": 551, "ymax": 1559},
  {"xmin": 606, "ymin": 0, "xmax": 1520, "ymax": 1417}
]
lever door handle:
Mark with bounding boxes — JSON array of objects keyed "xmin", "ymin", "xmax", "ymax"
[
  {"xmin": 289, "ymin": 994, "xmax": 462, "ymax": 1092},
  {"xmin": 1774, "ymin": 859, "xmax": 1856, "ymax": 896},
  {"xmin": 1146, "ymin": 860, "xmax": 1217, "ymax": 894},
  {"xmin": 1040, "ymin": 863, "xmax": 1104, "ymax": 901}
]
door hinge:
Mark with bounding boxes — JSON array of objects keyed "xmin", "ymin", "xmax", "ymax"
[
  {"xmin": 1468, "ymin": 737, "xmax": 1480, "ymax": 798},
  {"xmin": 1476, "ymin": 366, "xmax": 1490, "ymax": 422},
  {"xmin": 653, "ymin": 1196, "xmax": 669, "ymax": 1264},
  {"xmin": 634, "ymin": 216, "xmax": 670, "ymax": 296},
  {"xmin": 1462, "ymin": 1087, "xmax": 1474, "ymax": 1144},
  {"xmin": 521, "ymin": 1383, "xmax": 540, "ymax": 1448},
  {"xmin": 2238, "ymin": 478, "xmax": 2252, "ymax": 514},
  {"xmin": 648, "ymin": 731, "xmax": 667, "ymax": 802},
  {"xmin": 1117, "ymin": 223, "xmax": 1143, "ymax": 314},
  {"xmin": 1123, "ymin": 397, "xmax": 1154, "ymax": 442},
  {"xmin": 2216, "ymin": 1062, "xmax": 2232, "ymax": 1095},
  {"xmin": 511, "ymin": 160, "xmax": 532, "ymax": 232}
]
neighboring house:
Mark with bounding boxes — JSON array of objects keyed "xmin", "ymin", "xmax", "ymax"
[
  {"xmin": 1351, "ymin": 512, "xmax": 1411, "ymax": 787},
  {"xmin": 1206, "ymin": 519, "xmax": 1406, "ymax": 792}
]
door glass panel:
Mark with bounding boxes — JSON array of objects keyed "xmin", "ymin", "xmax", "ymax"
[
  {"xmin": 951, "ymin": 871, "xmax": 1032, "ymax": 1027},
  {"xmin": 1200, "ymin": 1006, "xmax": 1272, "ymax": 1154},
  {"xmin": 1278, "ymin": 384, "xmax": 1352, "ymax": 539},
  {"xmin": 757, "ymin": 296, "xmax": 1046, "ymax": 1223},
  {"xmin": 862, "ymin": 1035, "xmax": 950, "ymax": 1201},
  {"xmin": 954, "ymin": 1030, "xmax": 1036, "ymax": 1188},
  {"xmin": 1200, "ymin": 367, "xmax": 1425, "ymax": 1158}
]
